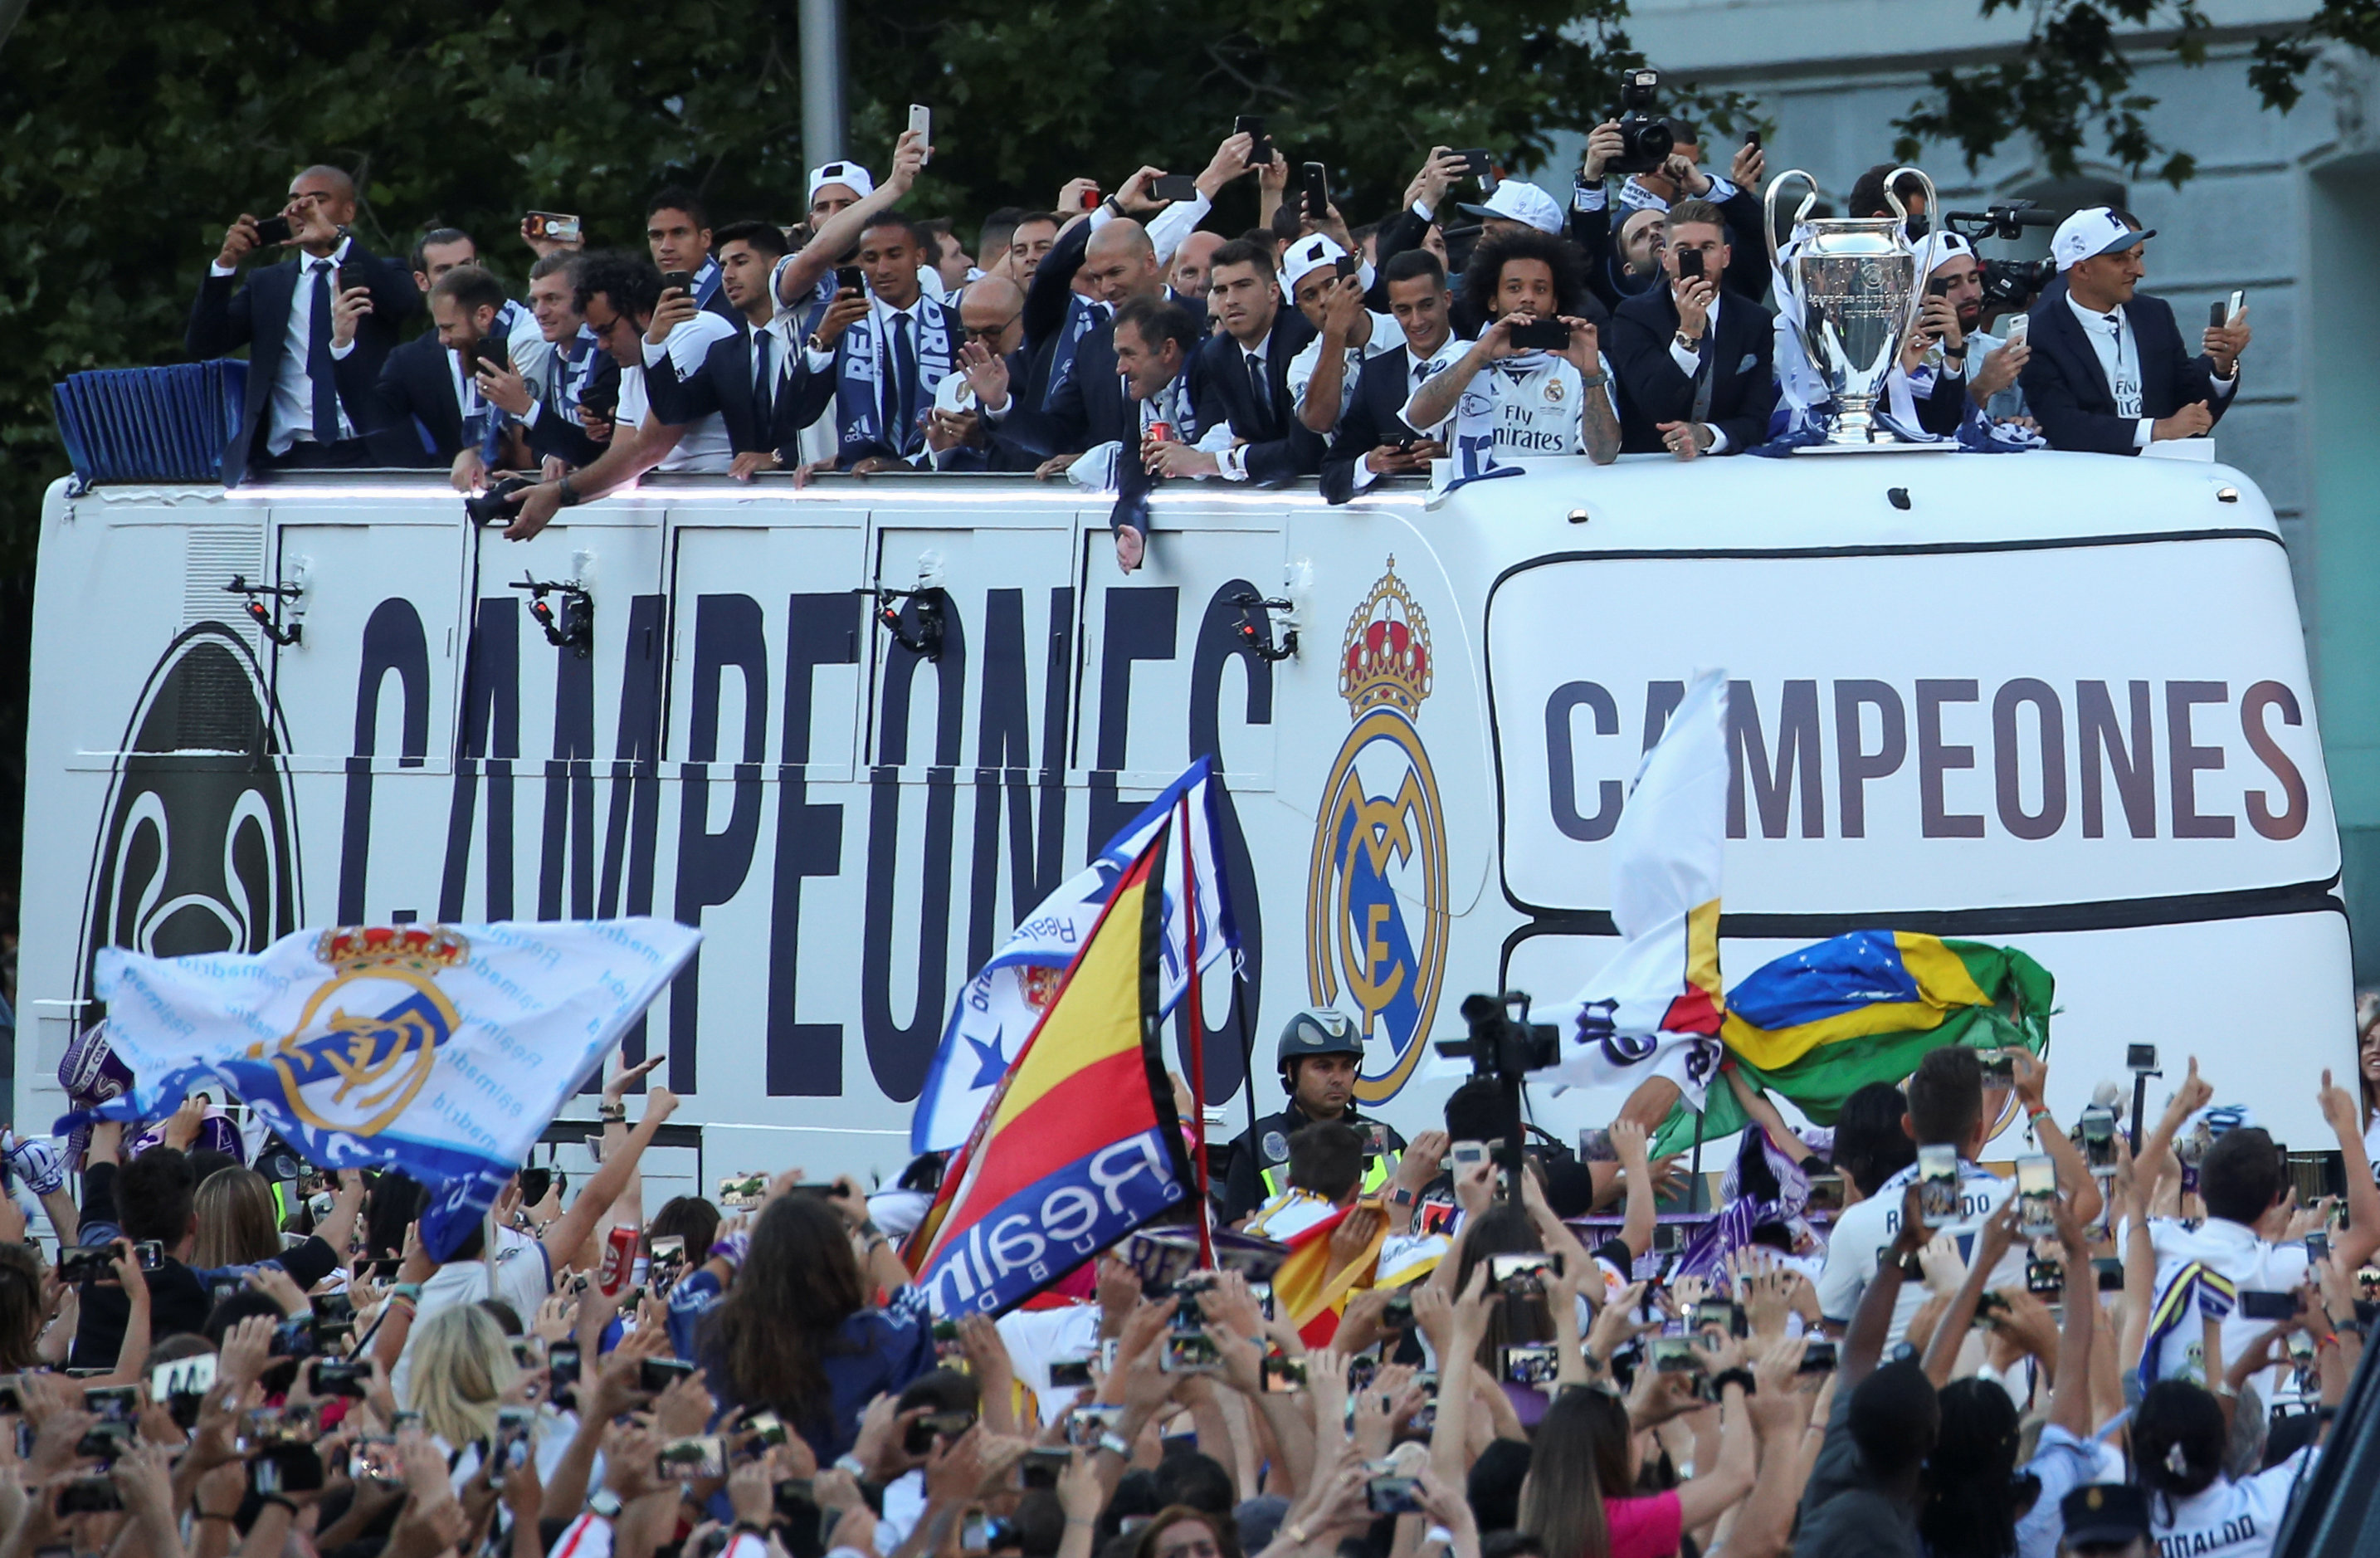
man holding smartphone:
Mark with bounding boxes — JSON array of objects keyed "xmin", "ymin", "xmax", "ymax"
[
  {"xmin": 2020, "ymin": 206, "xmax": 2250, "ymax": 454},
  {"xmin": 188, "ymin": 164, "xmax": 421, "ymax": 483},
  {"xmin": 1320, "ymin": 250, "xmax": 1461, "ymax": 504},
  {"xmin": 1397, "ymin": 228, "xmax": 1620, "ymax": 480},
  {"xmin": 1281, "ymin": 235, "xmax": 1398, "ymax": 437},
  {"xmin": 1607, "ymin": 198, "xmax": 1777, "ymax": 458}
]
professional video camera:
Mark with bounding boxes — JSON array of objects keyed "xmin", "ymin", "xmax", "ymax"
[
  {"xmin": 1943, "ymin": 199, "xmax": 2064, "ymax": 313},
  {"xmin": 1609, "ymin": 70, "xmax": 1674, "ymax": 176},
  {"xmin": 1434, "ymin": 992, "xmax": 1559, "ymax": 1200},
  {"xmin": 464, "ymin": 475, "xmax": 537, "ymax": 525}
]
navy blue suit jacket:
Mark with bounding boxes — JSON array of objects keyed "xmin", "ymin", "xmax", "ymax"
[
  {"xmin": 185, "ymin": 239, "xmax": 420, "ymax": 483},
  {"xmin": 1607, "ymin": 284, "xmax": 1778, "ymax": 453},
  {"xmin": 1187, "ymin": 310, "xmax": 1324, "ymax": 482},
  {"xmin": 1321, "ymin": 343, "xmax": 1432, "ymax": 504},
  {"xmin": 334, "ymin": 332, "xmax": 466, "ymax": 466},
  {"xmin": 644, "ymin": 323, "xmax": 803, "ymax": 457},
  {"xmin": 2017, "ymin": 289, "xmax": 2231, "ymax": 455}
]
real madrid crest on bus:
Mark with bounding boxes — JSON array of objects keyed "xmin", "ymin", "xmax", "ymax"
[{"xmin": 1305, "ymin": 559, "xmax": 1449, "ymax": 1104}]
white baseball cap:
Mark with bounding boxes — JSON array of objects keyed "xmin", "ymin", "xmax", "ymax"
[
  {"xmin": 1282, "ymin": 233, "xmax": 1349, "ymax": 291},
  {"xmin": 807, "ymin": 160, "xmax": 878, "ymax": 206},
  {"xmin": 1459, "ymin": 180, "xmax": 1565, "ymax": 236},
  {"xmin": 1912, "ymin": 230, "xmax": 1977, "ymax": 276},
  {"xmin": 2050, "ymin": 206, "xmax": 2153, "ymax": 271}
]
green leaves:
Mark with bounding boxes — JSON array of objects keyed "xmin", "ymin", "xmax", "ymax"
[{"xmin": 1898, "ymin": 1, "xmax": 2376, "ymax": 189}]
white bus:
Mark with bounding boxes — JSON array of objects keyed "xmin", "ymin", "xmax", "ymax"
[{"xmin": 12, "ymin": 452, "xmax": 2350, "ymax": 1191}]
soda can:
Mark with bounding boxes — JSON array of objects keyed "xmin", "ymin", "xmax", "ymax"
[
  {"xmin": 1145, "ymin": 422, "xmax": 1174, "ymax": 445},
  {"xmin": 597, "ymin": 1223, "xmax": 638, "ymax": 1296}
]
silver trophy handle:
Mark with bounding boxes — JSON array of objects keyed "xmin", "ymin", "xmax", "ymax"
[
  {"xmin": 1885, "ymin": 165, "xmax": 1942, "ymax": 346},
  {"xmin": 1762, "ymin": 168, "xmax": 1820, "ymax": 285}
]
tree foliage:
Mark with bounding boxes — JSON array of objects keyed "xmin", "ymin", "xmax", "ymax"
[{"xmin": 1895, "ymin": 1, "xmax": 2380, "ymax": 188}]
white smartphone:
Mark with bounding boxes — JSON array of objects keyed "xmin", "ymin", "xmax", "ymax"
[
  {"xmin": 2004, "ymin": 313, "xmax": 2030, "ymax": 349},
  {"xmin": 1918, "ymin": 1144, "xmax": 1961, "ymax": 1228},
  {"xmin": 2226, "ymin": 288, "xmax": 2245, "ymax": 325},
  {"xmin": 2015, "ymin": 1155, "xmax": 2057, "ymax": 1238},
  {"xmin": 909, "ymin": 104, "xmax": 932, "ymax": 164}
]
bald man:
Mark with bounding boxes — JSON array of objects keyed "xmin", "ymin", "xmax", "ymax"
[
  {"xmin": 191, "ymin": 164, "xmax": 422, "ymax": 483},
  {"xmin": 978, "ymin": 217, "xmax": 1209, "ymax": 466},
  {"xmin": 1170, "ymin": 231, "xmax": 1227, "ymax": 304},
  {"xmin": 924, "ymin": 275, "xmax": 1036, "ymax": 471}
]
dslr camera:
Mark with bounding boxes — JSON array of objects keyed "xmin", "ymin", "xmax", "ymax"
[
  {"xmin": 1609, "ymin": 70, "xmax": 1675, "ymax": 177},
  {"xmin": 465, "ymin": 476, "xmax": 538, "ymax": 526}
]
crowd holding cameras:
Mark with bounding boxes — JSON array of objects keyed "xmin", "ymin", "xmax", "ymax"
[
  {"xmin": 186, "ymin": 85, "xmax": 2255, "ymax": 575},
  {"xmin": 5, "ymin": 1002, "xmax": 2380, "ymax": 1558}
]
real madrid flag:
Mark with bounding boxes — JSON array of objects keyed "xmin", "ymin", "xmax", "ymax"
[{"xmin": 66, "ymin": 919, "xmax": 700, "ymax": 1259}]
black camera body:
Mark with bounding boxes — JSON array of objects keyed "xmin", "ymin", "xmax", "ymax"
[
  {"xmin": 1979, "ymin": 257, "xmax": 2053, "ymax": 313},
  {"xmin": 1610, "ymin": 70, "xmax": 1675, "ymax": 177},
  {"xmin": 465, "ymin": 475, "xmax": 539, "ymax": 525}
]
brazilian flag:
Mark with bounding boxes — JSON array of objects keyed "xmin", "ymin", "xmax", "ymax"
[{"xmin": 1651, "ymin": 930, "xmax": 2054, "ymax": 1156}]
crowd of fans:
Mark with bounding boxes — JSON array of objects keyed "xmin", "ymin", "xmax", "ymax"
[
  {"xmin": 4, "ymin": 1007, "xmax": 2380, "ymax": 1558},
  {"xmin": 184, "ymin": 110, "xmax": 2256, "ymax": 569}
]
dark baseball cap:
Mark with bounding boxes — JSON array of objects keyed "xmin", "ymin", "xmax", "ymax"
[{"xmin": 2060, "ymin": 1482, "xmax": 2150, "ymax": 1549}]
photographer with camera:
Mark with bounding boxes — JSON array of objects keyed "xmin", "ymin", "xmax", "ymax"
[
  {"xmin": 1585, "ymin": 75, "xmax": 1768, "ymax": 301},
  {"xmin": 1608, "ymin": 198, "xmax": 1777, "ymax": 458},
  {"xmin": 188, "ymin": 164, "xmax": 421, "ymax": 484},
  {"xmin": 2019, "ymin": 207, "xmax": 2251, "ymax": 455}
]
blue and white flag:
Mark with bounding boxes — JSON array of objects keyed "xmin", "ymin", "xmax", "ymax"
[
  {"xmin": 67, "ymin": 919, "xmax": 700, "ymax": 1259},
  {"xmin": 911, "ymin": 757, "xmax": 1239, "ymax": 1154}
]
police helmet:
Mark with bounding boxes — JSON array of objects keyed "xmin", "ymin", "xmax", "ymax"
[{"xmin": 1276, "ymin": 1009, "xmax": 1365, "ymax": 1076}]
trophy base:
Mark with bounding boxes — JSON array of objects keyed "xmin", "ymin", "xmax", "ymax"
[{"xmin": 1792, "ymin": 439, "xmax": 1962, "ymax": 456}]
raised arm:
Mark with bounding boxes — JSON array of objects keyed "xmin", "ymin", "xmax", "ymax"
[
  {"xmin": 540, "ymin": 1087, "xmax": 681, "ymax": 1267},
  {"xmin": 2011, "ymin": 1052, "xmax": 2103, "ymax": 1228},
  {"xmin": 2318, "ymin": 1068, "xmax": 2380, "ymax": 1271},
  {"xmin": 1611, "ymin": 1118, "xmax": 1658, "ymax": 1260},
  {"xmin": 2044, "ymin": 1194, "xmax": 2097, "ymax": 1438},
  {"xmin": 1724, "ymin": 1067, "xmax": 1818, "ymax": 1164},
  {"xmin": 1846, "ymin": 1184, "xmax": 1924, "ymax": 1386},
  {"xmin": 778, "ymin": 129, "xmax": 929, "ymax": 306},
  {"xmin": 1920, "ymin": 1203, "xmax": 2016, "ymax": 1388}
]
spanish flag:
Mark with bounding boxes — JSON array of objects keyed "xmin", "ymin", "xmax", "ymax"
[
  {"xmin": 1267, "ymin": 1203, "xmax": 1388, "ymax": 1347},
  {"xmin": 906, "ymin": 829, "xmax": 1197, "ymax": 1316},
  {"xmin": 1653, "ymin": 930, "xmax": 2053, "ymax": 1154}
]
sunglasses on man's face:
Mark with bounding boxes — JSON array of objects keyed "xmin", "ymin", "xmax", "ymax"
[{"xmin": 963, "ymin": 314, "xmax": 1021, "ymax": 341}]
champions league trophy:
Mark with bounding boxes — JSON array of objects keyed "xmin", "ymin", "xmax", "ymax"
[{"xmin": 1764, "ymin": 164, "xmax": 1942, "ymax": 451}]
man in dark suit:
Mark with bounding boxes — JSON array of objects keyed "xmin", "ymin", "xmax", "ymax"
[
  {"xmin": 983, "ymin": 216, "xmax": 1207, "ymax": 465},
  {"xmin": 336, "ymin": 265, "xmax": 513, "ymax": 486},
  {"xmin": 2019, "ymin": 207, "xmax": 2250, "ymax": 455},
  {"xmin": 643, "ymin": 220, "xmax": 807, "ymax": 479},
  {"xmin": 1322, "ymin": 251, "xmax": 1460, "ymax": 503},
  {"xmin": 1152, "ymin": 239, "xmax": 1320, "ymax": 484},
  {"xmin": 1607, "ymin": 198, "xmax": 1778, "ymax": 457},
  {"xmin": 472, "ymin": 251, "xmax": 619, "ymax": 474},
  {"xmin": 923, "ymin": 276, "xmax": 1037, "ymax": 471},
  {"xmin": 186, "ymin": 164, "xmax": 421, "ymax": 483}
]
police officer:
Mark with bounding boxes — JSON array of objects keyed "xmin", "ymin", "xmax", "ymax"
[{"xmin": 1221, "ymin": 1009, "xmax": 1410, "ymax": 1224}]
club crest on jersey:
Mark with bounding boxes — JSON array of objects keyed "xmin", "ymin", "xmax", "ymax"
[
  {"xmin": 230, "ymin": 926, "xmax": 471, "ymax": 1137},
  {"xmin": 1543, "ymin": 375, "xmax": 1566, "ymax": 403},
  {"xmin": 1306, "ymin": 560, "xmax": 1449, "ymax": 1104}
]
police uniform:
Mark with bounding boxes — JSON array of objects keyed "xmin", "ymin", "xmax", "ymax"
[{"xmin": 1220, "ymin": 1009, "xmax": 1407, "ymax": 1224}]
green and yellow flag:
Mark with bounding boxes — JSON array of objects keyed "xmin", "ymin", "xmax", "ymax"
[{"xmin": 1653, "ymin": 930, "xmax": 2053, "ymax": 1155}]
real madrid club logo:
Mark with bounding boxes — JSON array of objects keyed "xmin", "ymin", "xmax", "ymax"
[
  {"xmin": 238, "ymin": 926, "xmax": 470, "ymax": 1137},
  {"xmin": 1306, "ymin": 560, "xmax": 1449, "ymax": 1104},
  {"xmin": 1544, "ymin": 375, "xmax": 1566, "ymax": 403}
]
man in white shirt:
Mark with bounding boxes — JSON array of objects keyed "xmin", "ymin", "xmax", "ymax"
[
  {"xmin": 1282, "ymin": 234, "xmax": 1399, "ymax": 437},
  {"xmin": 500, "ymin": 254, "xmax": 735, "ymax": 540},
  {"xmin": 188, "ymin": 164, "xmax": 422, "ymax": 481},
  {"xmin": 1816, "ymin": 1046, "xmax": 2102, "ymax": 1350},
  {"xmin": 2019, "ymin": 206, "xmax": 2251, "ymax": 455},
  {"xmin": 1398, "ymin": 227, "xmax": 1620, "ymax": 479}
]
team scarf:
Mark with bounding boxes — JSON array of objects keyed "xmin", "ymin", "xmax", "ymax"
[
  {"xmin": 1440, "ymin": 350, "xmax": 1558, "ymax": 494},
  {"xmin": 1042, "ymin": 295, "xmax": 1109, "ymax": 410},
  {"xmin": 2139, "ymin": 1259, "xmax": 2237, "ymax": 1390},
  {"xmin": 836, "ymin": 295, "xmax": 956, "ymax": 462}
]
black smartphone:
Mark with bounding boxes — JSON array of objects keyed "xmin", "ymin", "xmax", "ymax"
[
  {"xmin": 1151, "ymin": 174, "xmax": 1198, "ymax": 203},
  {"xmin": 1453, "ymin": 148, "xmax": 1495, "ymax": 178},
  {"xmin": 272, "ymin": 1316, "xmax": 318, "ymax": 1358},
  {"xmin": 1334, "ymin": 253, "xmax": 1358, "ymax": 281},
  {"xmin": 1678, "ymin": 248, "xmax": 1706, "ymax": 281},
  {"xmin": 1746, "ymin": 131, "xmax": 1763, "ymax": 150},
  {"xmin": 2210, "ymin": 300, "xmax": 2228, "ymax": 330},
  {"xmin": 57, "ymin": 1247, "xmax": 117, "ymax": 1284},
  {"xmin": 2094, "ymin": 1257, "xmax": 2124, "ymax": 1292},
  {"xmin": 2309, "ymin": 1232, "xmax": 2332, "ymax": 1263},
  {"xmin": 835, "ymin": 265, "xmax": 865, "ymax": 296},
  {"xmin": 640, "ymin": 1356, "xmax": 695, "ymax": 1393},
  {"xmin": 2237, "ymin": 1289, "xmax": 2300, "ymax": 1321},
  {"xmin": 1797, "ymin": 1338, "xmax": 1836, "ymax": 1374},
  {"xmin": 363, "ymin": 1257, "xmax": 402, "ymax": 1282},
  {"xmin": 517, "ymin": 1167, "xmax": 554, "ymax": 1207},
  {"xmin": 659, "ymin": 270, "xmax": 697, "ymax": 296},
  {"xmin": 253, "ymin": 214, "xmax": 295, "ymax": 247},
  {"xmin": 1507, "ymin": 318, "xmax": 1570, "ymax": 351},
  {"xmin": 1019, "ymin": 1447, "xmax": 1069, "ymax": 1488},
  {"xmin": 1235, "ymin": 115, "xmax": 1270, "ymax": 168},
  {"xmin": 1301, "ymin": 162, "xmax": 1329, "ymax": 217},
  {"xmin": 548, "ymin": 1341, "xmax": 582, "ymax": 1401},
  {"xmin": 310, "ymin": 1360, "xmax": 371, "ymax": 1399}
]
